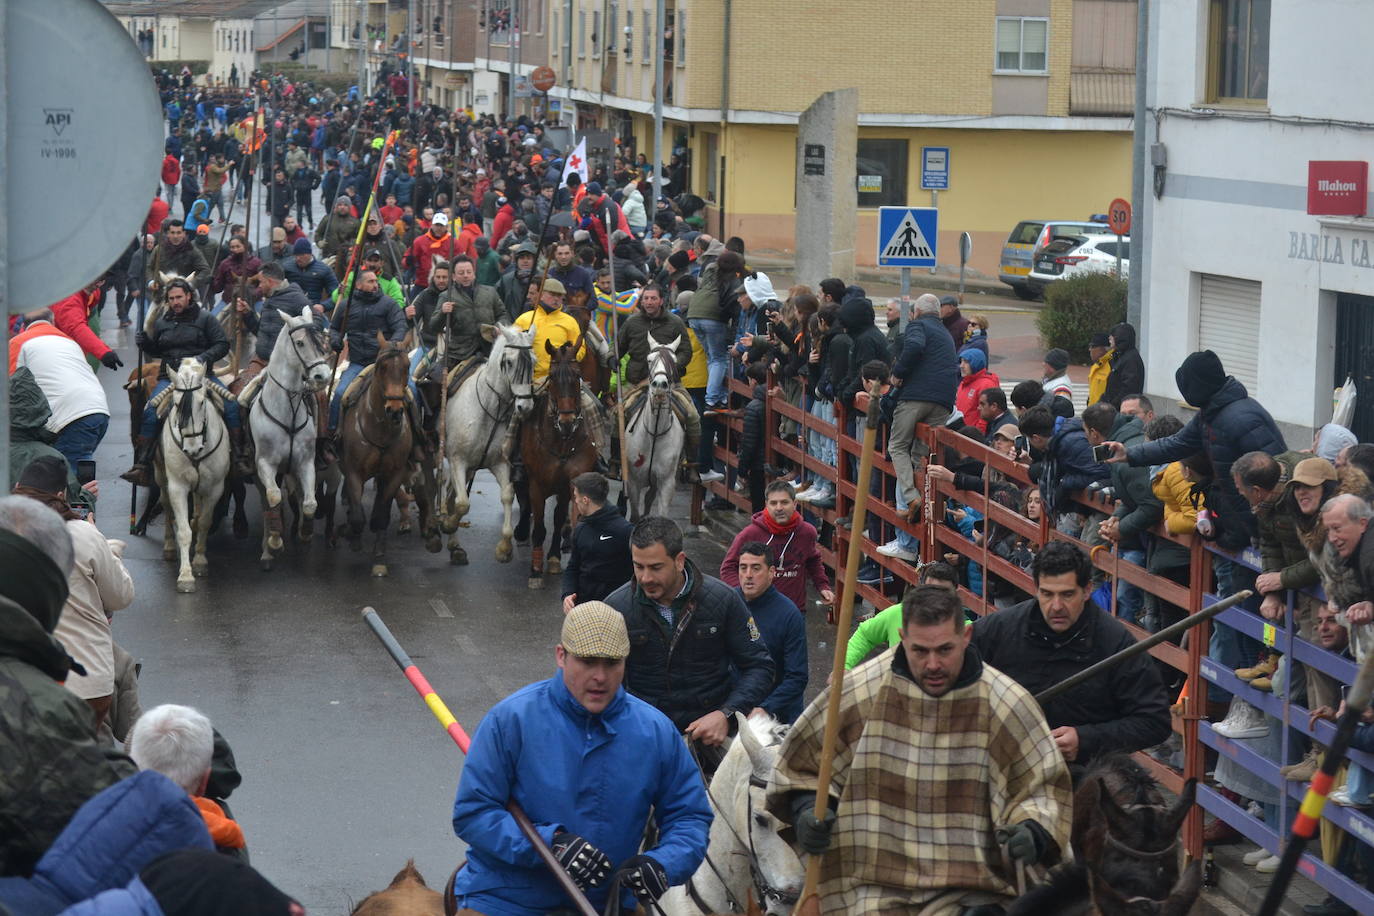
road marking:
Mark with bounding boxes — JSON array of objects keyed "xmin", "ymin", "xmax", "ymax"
[
  {"xmin": 429, "ymin": 597, "xmax": 454, "ymax": 618},
  {"xmin": 455, "ymin": 634, "xmax": 478, "ymax": 654}
]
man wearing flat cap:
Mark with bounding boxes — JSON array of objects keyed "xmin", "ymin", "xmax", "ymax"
[{"xmin": 451, "ymin": 602, "xmax": 710, "ymax": 916}]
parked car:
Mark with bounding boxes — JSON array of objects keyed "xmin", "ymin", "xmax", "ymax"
[
  {"xmin": 1027, "ymin": 233, "xmax": 1130, "ymax": 292},
  {"xmin": 999, "ymin": 218, "xmax": 1110, "ymax": 299}
]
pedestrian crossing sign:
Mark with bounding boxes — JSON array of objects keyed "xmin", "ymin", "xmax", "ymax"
[{"xmin": 877, "ymin": 207, "xmax": 939, "ymax": 268}]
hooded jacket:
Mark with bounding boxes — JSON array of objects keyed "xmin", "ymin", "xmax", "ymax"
[
  {"xmin": 142, "ymin": 302, "xmax": 229, "ymax": 373},
  {"xmin": 7, "ymin": 369, "xmax": 78, "ymax": 497},
  {"xmin": 604, "ymin": 558, "xmax": 775, "ymax": 730},
  {"xmin": 560, "ymin": 503, "xmax": 633, "ymax": 602},
  {"xmin": 1128, "ymin": 350, "xmax": 1285, "ymax": 550},
  {"xmin": 450, "ymin": 672, "xmax": 711, "ymax": 916},
  {"xmin": 954, "ymin": 348, "xmax": 1002, "ymax": 435},
  {"xmin": 0, "ymin": 771, "xmax": 212, "ymax": 913},
  {"xmin": 1038, "ymin": 416, "xmax": 1110, "ymax": 515},
  {"xmin": 942, "ymin": 307, "xmax": 970, "ymax": 349},
  {"xmin": 0, "ymin": 537, "xmax": 137, "ymax": 877},
  {"xmin": 1149, "ymin": 461, "xmax": 1202, "ymax": 573},
  {"xmin": 971, "ymin": 599, "xmax": 1171, "ymax": 766},
  {"xmin": 720, "ymin": 510, "xmax": 831, "ymax": 613},
  {"xmin": 1253, "ymin": 450, "xmax": 1319, "ymax": 590},
  {"xmin": 1102, "ymin": 322, "xmax": 1145, "ymax": 408},
  {"xmin": 891, "ymin": 314, "xmax": 959, "ymax": 408},
  {"xmin": 242, "ymin": 282, "xmax": 320, "ymax": 362},
  {"xmin": 51, "ymin": 291, "xmax": 113, "ymax": 362},
  {"xmin": 1105, "ymin": 413, "xmax": 1162, "ymax": 549},
  {"xmin": 833, "ymin": 298, "xmax": 890, "ymax": 408}
]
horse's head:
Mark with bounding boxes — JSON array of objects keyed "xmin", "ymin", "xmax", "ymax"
[
  {"xmin": 169, "ymin": 358, "xmax": 219, "ymax": 458},
  {"xmin": 349, "ymin": 859, "xmax": 441, "ymax": 915},
  {"xmin": 278, "ymin": 306, "xmax": 332, "ymax": 390},
  {"xmin": 647, "ymin": 335, "xmax": 681, "ymax": 400},
  {"xmin": 713, "ymin": 711, "xmax": 803, "ymax": 915},
  {"xmin": 544, "ymin": 339, "xmax": 583, "ymax": 438},
  {"xmin": 374, "ymin": 332, "xmax": 410, "ymax": 427},
  {"xmin": 484, "ymin": 323, "xmax": 535, "ymax": 419}
]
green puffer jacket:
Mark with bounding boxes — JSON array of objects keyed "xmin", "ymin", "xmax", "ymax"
[
  {"xmin": 0, "ymin": 590, "xmax": 136, "ymax": 876},
  {"xmin": 427, "ymin": 282, "xmax": 510, "ymax": 364},
  {"xmin": 7, "ymin": 369, "xmax": 88, "ymax": 508}
]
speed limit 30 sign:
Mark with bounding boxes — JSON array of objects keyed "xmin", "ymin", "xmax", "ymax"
[{"xmin": 1108, "ymin": 198, "xmax": 1132, "ymax": 236}]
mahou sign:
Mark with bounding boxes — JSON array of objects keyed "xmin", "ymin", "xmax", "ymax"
[{"xmin": 1308, "ymin": 161, "xmax": 1368, "ymax": 217}]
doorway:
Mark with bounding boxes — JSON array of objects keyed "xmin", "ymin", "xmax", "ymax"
[{"xmin": 1335, "ymin": 293, "xmax": 1374, "ymax": 441}]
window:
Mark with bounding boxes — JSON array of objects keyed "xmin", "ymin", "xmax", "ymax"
[
  {"xmin": 624, "ymin": 12, "xmax": 633, "ymax": 59},
  {"xmin": 608, "ymin": 1, "xmax": 618, "ymax": 54},
  {"xmin": 551, "ymin": 7, "xmax": 559, "ymax": 55},
  {"xmin": 856, "ymin": 138, "xmax": 908, "ymax": 208},
  {"xmin": 705, "ymin": 132, "xmax": 719, "ymax": 201},
  {"xmin": 592, "ymin": 10, "xmax": 601, "ymax": 57},
  {"xmin": 995, "ymin": 16, "xmax": 1048, "ymax": 74},
  {"xmin": 1209, "ymin": 0, "xmax": 1270, "ymax": 102},
  {"xmin": 675, "ymin": 10, "xmax": 685, "ymax": 66},
  {"xmin": 641, "ymin": 10, "xmax": 651, "ymax": 65},
  {"xmin": 578, "ymin": 10, "xmax": 585, "ymax": 58}
]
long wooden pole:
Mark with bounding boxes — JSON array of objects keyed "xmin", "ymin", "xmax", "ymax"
[
  {"xmin": 604, "ymin": 206, "xmax": 630, "ymax": 485},
  {"xmin": 794, "ymin": 381, "xmax": 883, "ymax": 915},
  {"xmin": 361, "ymin": 607, "xmax": 598, "ymax": 916}
]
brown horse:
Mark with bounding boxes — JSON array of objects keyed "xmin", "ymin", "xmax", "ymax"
[
  {"xmin": 351, "ymin": 860, "xmax": 443, "ymax": 915},
  {"xmin": 516, "ymin": 341, "xmax": 599, "ymax": 588},
  {"xmin": 563, "ymin": 292, "xmax": 610, "ymax": 397},
  {"xmin": 328, "ymin": 335, "xmax": 440, "ymax": 576}
]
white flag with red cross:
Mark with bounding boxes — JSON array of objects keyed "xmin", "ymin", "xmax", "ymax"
[{"xmin": 560, "ymin": 137, "xmax": 589, "ymax": 187}]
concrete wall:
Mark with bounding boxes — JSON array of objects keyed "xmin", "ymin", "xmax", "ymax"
[{"xmin": 1142, "ymin": 0, "xmax": 1374, "ymax": 437}]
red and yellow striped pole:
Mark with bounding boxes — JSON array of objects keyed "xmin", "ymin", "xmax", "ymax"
[{"xmin": 360, "ymin": 607, "xmax": 597, "ymax": 916}]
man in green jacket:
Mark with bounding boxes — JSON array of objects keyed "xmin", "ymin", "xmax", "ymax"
[
  {"xmin": 426, "ymin": 255, "xmax": 509, "ymax": 368},
  {"xmin": 844, "ymin": 563, "xmax": 969, "ymax": 669},
  {"xmin": 0, "ymin": 495, "xmax": 136, "ymax": 876}
]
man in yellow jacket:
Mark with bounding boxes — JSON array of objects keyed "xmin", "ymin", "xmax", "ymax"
[
  {"xmin": 510, "ymin": 277, "xmax": 610, "ymax": 470},
  {"xmin": 1087, "ymin": 332, "xmax": 1113, "ymax": 406}
]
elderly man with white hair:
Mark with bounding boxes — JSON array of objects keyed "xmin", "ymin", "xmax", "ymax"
[
  {"xmin": 130, "ymin": 704, "xmax": 246, "ymax": 858},
  {"xmin": 885, "ymin": 293, "xmax": 960, "ymax": 520}
]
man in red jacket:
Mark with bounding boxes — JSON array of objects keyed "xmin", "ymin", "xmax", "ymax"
[
  {"xmin": 145, "ymin": 189, "xmax": 171, "ymax": 237},
  {"xmin": 406, "ymin": 211, "xmax": 457, "ymax": 290},
  {"xmin": 161, "ymin": 153, "xmax": 182, "ymax": 202},
  {"xmin": 720, "ymin": 481, "xmax": 834, "ymax": 613},
  {"xmin": 51, "ymin": 284, "xmax": 123, "ymax": 371}
]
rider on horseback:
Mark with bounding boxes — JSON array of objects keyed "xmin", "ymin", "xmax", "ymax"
[
  {"xmin": 231, "ymin": 261, "xmax": 323, "ymax": 393},
  {"xmin": 616, "ymin": 284, "xmax": 702, "ymax": 479},
  {"xmin": 121, "ymin": 279, "xmax": 245, "ymax": 486},
  {"xmin": 416, "ymin": 255, "xmax": 509, "ymax": 442},
  {"xmin": 326, "ymin": 269, "xmax": 409, "ymax": 441}
]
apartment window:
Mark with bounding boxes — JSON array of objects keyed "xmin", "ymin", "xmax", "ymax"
[
  {"xmin": 608, "ymin": 1, "xmax": 618, "ymax": 54},
  {"xmin": 641, "ymin": 10, "xmax": 651, "ymax": 65},
  {"xmin": 1209, "ymin": 0, "xmax": 1270, "ymax": 102},
  {"xmin": 995, "ymin": 17, "xmax": 1048, "ymax": 74},
  {"xmin": 592, "ymin": 10, "xmax": 601, "ymax": 58},
  {"xmin": 856, "ymin": 139, "xmax": 908, "ymax": 208},
  {"xmin": 551, "ymin": 7, "xmax": 559, "ymax": 55},
  {"xmin": 578, "ymin": 10, "xmax": 585, "ymax": 58},
  {"xmin": 705, "ymin": 132, "xmax": 719, "ymax": 201},
  {"xmin": 624, "ymin": 12, "xmax": 633, "ymax": 59},
  {"xmin": 675, "ymin": 10, "xmax": 685, "ymax": 66}
]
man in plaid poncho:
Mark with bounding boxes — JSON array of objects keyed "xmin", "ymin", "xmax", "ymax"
[{"xmin": 766, "ymin": 585, "xmax": 1072, "ymax": 915}]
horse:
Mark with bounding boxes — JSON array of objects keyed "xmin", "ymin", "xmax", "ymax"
[
  {"xmin": 1007, "ymin": 753, "xmax": 1201, "ymax": 916},
  {"xmin": 336, "ymin": 335, "xmax": 440, "ymax": 576},
  {"xmin": 245, "ymin": 305, "xmax": 333, "ymax": 571},
  {"xmin": 563, "ymin": 293, "xmax": 612, "ymax": 397},
  {"xmin": 149, "ymin": 358, "xmax": 232, "ymax": 593},
  {"xmin": 516, "ymin": 341, "xmax": 599, "ymax": 588},
  {"xmin": 659, "ymin": 712, "xmax": 804, "ymax": 916},
  {"xmin": 624, "ymin": 338, "xmax": 685, "ymax": 521},
  {"xmin": 439, "ymin": 323, "xmax": 535, "ymax": 566},
  {"xmin": 350, "ymin": 860, "xmax": 443, "ymax": 915}
]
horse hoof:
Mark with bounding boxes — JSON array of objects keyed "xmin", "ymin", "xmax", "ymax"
[
  {"xmin": 527, "ymin": 575, "xmax": 544, "ymax": 590},
  {"xmin": 397, "ymin": 521, "xmax": 412, "ymax": 535},
  {"xmin": 515, "ymin": 536, "xmax": 530, "ymax": 547},
  {"xmin": 298, "ymin": 528, "xmax": 314, "ymax": 544},
  {"xmin": 450, "ymin": 548, "xmax": 469, "ymax": 566},
  {"xmin": 327, "ymin": 535, "xmax": 340, "ymax": 549},
  {"xmin": 268, "ymin": 534, "xmax": 283, "ymax": 552},
  {"xmin": 260, "ymin": 558, "xmax": 273, "ymax": 571},
  {"xmin": 496, "ymin": 543, "xmax": 513, "ymax": 563},
  {"xmin": 176, "ymin": 579, "xmax": 196, "ymax": 594},
  {"xmin": 192, "ymin": 560, "xmax": 208, "ymax": 577},
  {"xmin": 546, "ymin": 557, "xmax": 561, "ymax": 575},
  {"xmin": 371, "ymin": 564, "xmax": 388, "ymax": 577},
  {"xmin": 424, "ymin": 535, "xmax": 442, "ymax": 553}
]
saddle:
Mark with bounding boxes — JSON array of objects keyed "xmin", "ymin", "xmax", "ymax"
[
  {"xmin": 340, "ymin": 363, "xmax": 377, "ymax": 412},
  {"xmin": 623, "ymin": 381, "xmax": 693, "ymax": 431},
  {"xmin": 445, "ymin": 356, "xmax": 485, "ymax": 396}
]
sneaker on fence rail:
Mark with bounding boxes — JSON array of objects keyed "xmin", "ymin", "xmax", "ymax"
[
  {"xmin": 1303, "ymin": 894, "xmax": 1358, "ymax": 915},
  {"xmin": 698, "ymin": 469, "xmax": 724, "ymax": 483},
  {"xmin": 1242, "ymin": 847, "xmax": 1272, "ymax": 867},
  {"xmin": 808, "ymin": 489, "xmax": 836, "ymax": 509},
  {"xmin": 856, "ymin": 561, "xmax": 888, "ymax": 586},
  {"xmin": 1212, "ymin": 698, "xmax": 1269, "ymax": 740},
  {"xmin": 795, "ymin": 483, "xmax": 820, "ymax": 501},
  {"xmin": 1328, "ymin": 787, "xmax": 1373, "ymax": 807},
  {"xmin": 1280, "ymin": 748, "xmax": 1320, "ymax": 782},
  {"xmin": 877, "ymin": 540, "xmax": 919, "ymax": 562}
]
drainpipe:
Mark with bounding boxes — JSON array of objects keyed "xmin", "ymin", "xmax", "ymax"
[{"xmin": 717, "ymin": 0, "xmax": 730, "ymax": 236}]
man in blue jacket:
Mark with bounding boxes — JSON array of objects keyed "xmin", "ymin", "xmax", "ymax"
[
  {"xmin": 1019, "ymin": 404, "xmax": 1110, "ymax": 533},
  {"xmin": 886, "ymin": 294, "xmax": 959, "ymax": 518},
  {"xmin": 451, "ymin": 602, "xmax": 711, "ymax": 915},
  {"xmin": 734, "ymin": 541, "xmax": 808, "ymax": 723}
]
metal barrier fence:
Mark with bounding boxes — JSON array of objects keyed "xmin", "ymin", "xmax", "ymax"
[{"xmin": 691, "ymin": 375, "xmax": 1374, "ymax": 913}]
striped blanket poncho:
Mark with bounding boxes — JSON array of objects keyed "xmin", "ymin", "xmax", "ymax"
[{"xmin": 766, "ymin": 644, "xmax": 1072, "ymax": 915}]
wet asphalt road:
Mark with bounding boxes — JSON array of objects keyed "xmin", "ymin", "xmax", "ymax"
[{"xmin": 86, "ymin": 318, "xmax": 843, "ymax": 911}]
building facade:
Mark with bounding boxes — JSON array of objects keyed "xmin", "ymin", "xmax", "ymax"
[{"xmin": 1141, "ymin": 0, "xmax": 1372, "ymax": 441}]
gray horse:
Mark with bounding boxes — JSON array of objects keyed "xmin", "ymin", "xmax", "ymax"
[{"xmin": 624, "ymin": 337, "xmax": 686, "ymax": 522}]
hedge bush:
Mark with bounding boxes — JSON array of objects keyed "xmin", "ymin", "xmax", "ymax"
[{"xmin": 1036, "ymin": 272, "xmax": 1127, "ymax": 364}]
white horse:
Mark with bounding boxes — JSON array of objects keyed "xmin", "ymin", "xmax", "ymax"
[
  {"xmin": 245, "ymin": 305, "xmax": 333, "ymax": 570},
  {"xmin": 440, "ymin": 323, "xmax": 536, "ymax": 566},
  {"xmin": 625, "ymin": 337, "xmax": 686, "ymax": 522},
  {"xmin": 660, "ymin": 712, "xmax": 805, "ymax": 916},
  {"xmin": 151, "ymin": 359, "xmax": 231, "ymax": 593}
]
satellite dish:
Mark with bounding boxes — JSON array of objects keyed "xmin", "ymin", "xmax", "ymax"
[{"xmin": 6, "ymin": 0, "xmax": 163, "ymax": 312}]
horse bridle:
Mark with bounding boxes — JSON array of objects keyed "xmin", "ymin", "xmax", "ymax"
[
  {"xmin": 1101, "ymin": 801, "xmax": 1181, "ymax": 862},
  {"xmin": 284, "ymin": 323, "xmax": 330, "ymax": 385},
  {"xmin": 169, "ymin": 380, "xmax": 224, "ymax": 466}
]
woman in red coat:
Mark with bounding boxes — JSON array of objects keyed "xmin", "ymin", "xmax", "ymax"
[{"xmin": 954, "ymin": 346, "xmax": 1002, "ymax": 435}]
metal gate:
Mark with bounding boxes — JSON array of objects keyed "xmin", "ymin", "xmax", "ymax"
[{"xmin": 1335, "ymin": 293, "xmax": 1374, "ymax": 441}]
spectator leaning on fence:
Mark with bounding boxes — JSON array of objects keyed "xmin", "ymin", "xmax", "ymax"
[
  {"xmin": 886, "ymin": 294, "xmax": 959, "ymax": 516},
  {"xmin": 1019, "ymin": 405, "xmax": 1110, "ymax": 536}
]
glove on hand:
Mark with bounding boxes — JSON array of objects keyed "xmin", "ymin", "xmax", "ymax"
[
  {"xmin": 551, "ymin": 830, "xmax": 612, "ymax": 890},
  {"xmin": 791, "ymin": 794, "xmax": 836, "ymax": 855},
  {"xmin": 100, "ymin": 351, "xmax": 125, "ymax": 370},
  {"xmin": 613, "ymin": 854, "xmax": 669, "ymax": 903},
  {"xmin": 999, "ymin": 820, "xmax": 1045, "ymax": 865}
]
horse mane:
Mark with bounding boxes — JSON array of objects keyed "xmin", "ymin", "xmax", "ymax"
[
  {"xmin": 546, "ymin": 343, "xmax": 581, "ymax": 389},
  {"xmin": 743, "ymin": 709, "xmax": 788, "ymax": 748},
  {"xmin": 1084, "ymin": 752, "xmax": 1159, "ymax": 808}
]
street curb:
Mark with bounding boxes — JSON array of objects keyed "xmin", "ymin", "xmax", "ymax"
[{"xmin": 745, "ymin": 252, "xmax": 1029, "ymax": 301}]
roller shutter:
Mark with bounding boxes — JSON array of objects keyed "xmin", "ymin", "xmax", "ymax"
[{"xmin": 1198, "ymin": 274, "xmax": 1261, "ymax": 393}]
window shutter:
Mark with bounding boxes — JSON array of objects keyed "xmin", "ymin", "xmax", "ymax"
[{"xmin": 1198, "ymin": 274, "xmax": 1262, "ymax": 394}]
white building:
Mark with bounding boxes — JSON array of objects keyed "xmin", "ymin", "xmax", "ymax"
[{"xmin": 1142, "ymin": 0, "xmax": 1374, "ymax": 442}]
